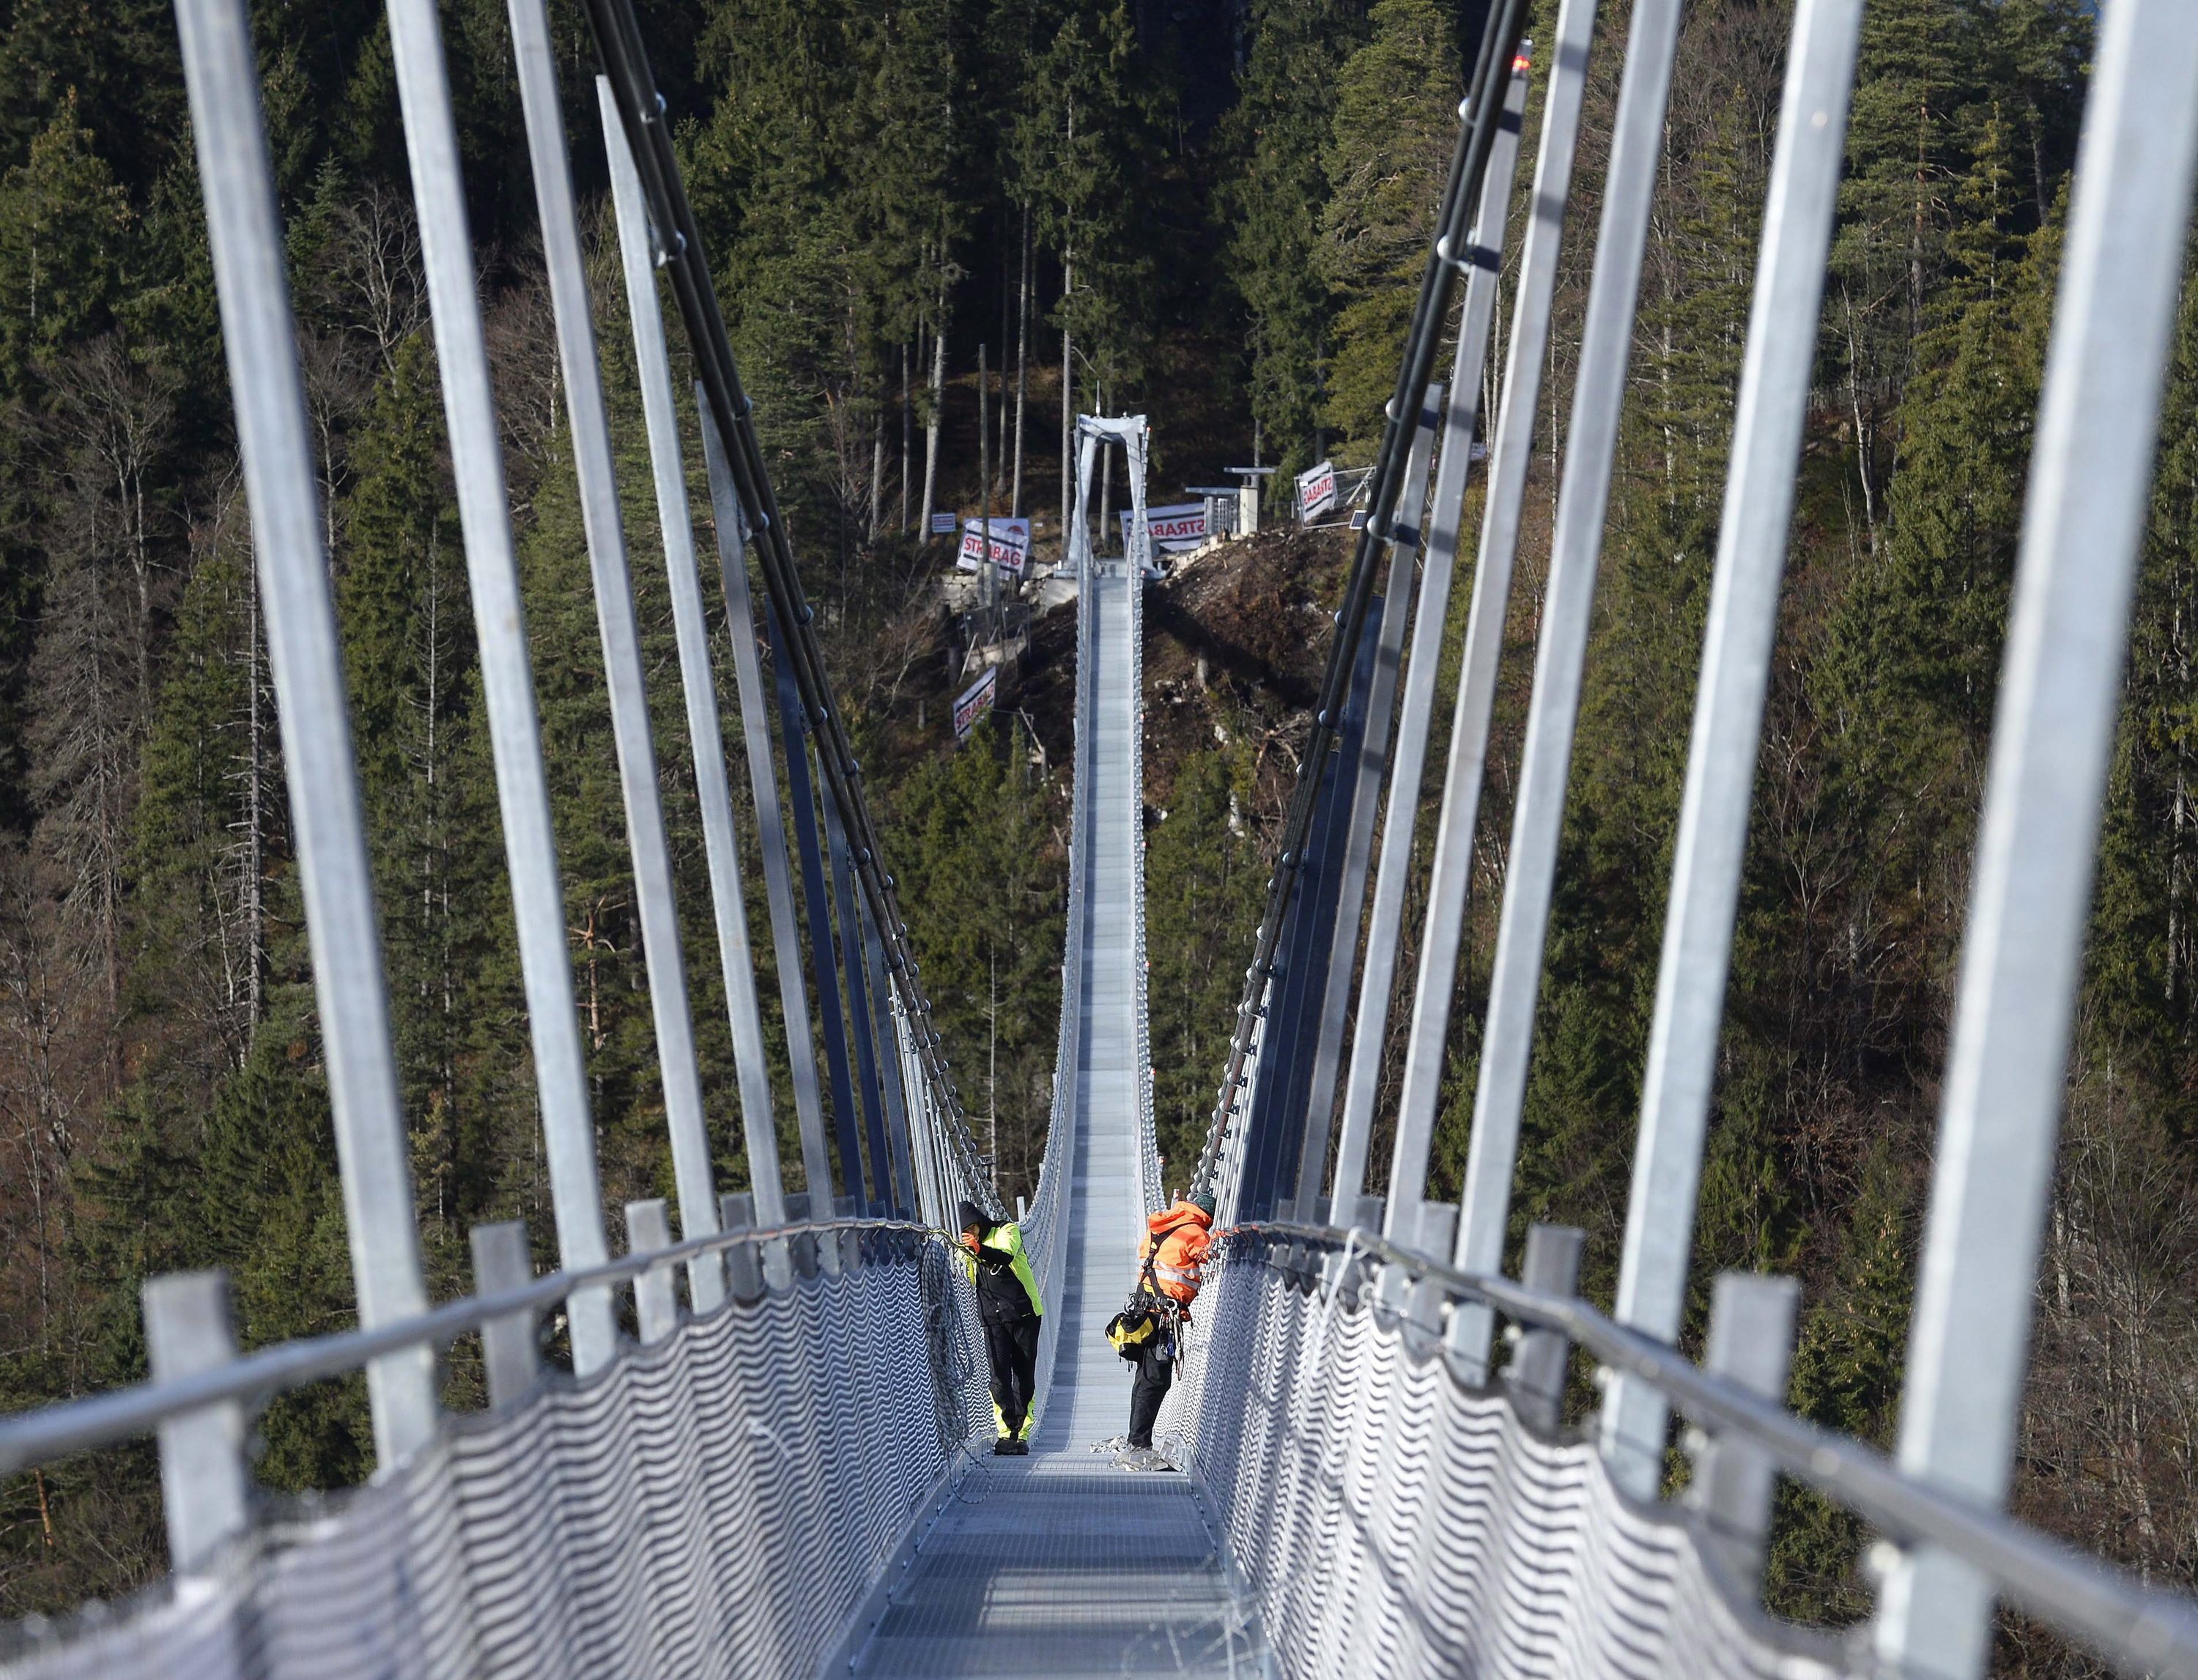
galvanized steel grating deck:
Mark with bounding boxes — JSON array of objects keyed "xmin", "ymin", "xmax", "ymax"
[{"xmin": 852, "ymin": 1465, "xmax": 1261, "ymax": 1677}]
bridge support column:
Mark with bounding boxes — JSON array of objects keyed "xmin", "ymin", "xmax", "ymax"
[
  {"xmin": 862, "ymin": 903, "xmax": 922, "ymax": 1219},
  {"xmin": 1240, "ymin": 606, "xmax": 1385, "ymax": 1221},
  {"xmin": 1295, "ymin": 392, "xmax": 1444, "ymax": 1221},
  {"xmin": 1440, "ymin": 0, "xmax": 1686, "ymax": 1391},
  {"xmin": 719, "ymin": 1194, "xmax": 768, "ymax": 1301},
  {"xmin": 627, "ymin": 1201, "xmax": 679, "ymax": 1344},
  {"xmin": 698, "ymin": 401, "xmax": 813, "ymax": 1235},
  {"xmin": 768, "ymin": 623, "xmax": 866, "ymax": 1209},
  {"xmin": 823, "ymin": 763, "xmax": 894, "ymax": 1213},
  {"xmin": 1333, "ymin": 48, "xmax": 1537, "ymax": 1217},
  {"xmin": 601, "ymin": 78, "xmax": 786, "ymax": 1245},
  {"xmin": 509, "ymin": 0, "xmax": 724, "ymax": 1315}
]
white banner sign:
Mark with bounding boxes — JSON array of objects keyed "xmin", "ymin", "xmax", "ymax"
[
  {"xmin": 956, "ymin": 517, "xmax": 1032, "ymax": 574},
  {"xmin": 952, "ymin": 666, "xmax": 999, "ymax": 740},
  {"xmin": 1297, "ymin": 461, "xmax": 1336, "ymax": 520},
  {"xmin": 1118, "ymin": 502, "xmax": 1207, "ymax": 553},
  {"xmin": 930, "ymin": 511, "xmax": 961, "ymax": 536}
]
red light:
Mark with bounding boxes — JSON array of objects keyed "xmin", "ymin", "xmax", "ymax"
[{"xmin": 1511, "ymin": 51, "xmax": 1532, "ymax": 73}]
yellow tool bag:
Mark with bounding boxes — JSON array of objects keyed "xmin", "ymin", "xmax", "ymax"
[
  {"xmin": 1106, "ymin": 1304, "xmax": 1161, "ymax": 1359},
  {"xmin": 1106, "ymin": 1256, "xmax": 1172, "ymax": 1360}
]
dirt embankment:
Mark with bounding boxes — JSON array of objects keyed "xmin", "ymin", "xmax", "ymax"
[
  {"xmin": 1139, "ymin": 528, "xmax": 1352, "ymax": 821},
  {"xmin": 865, "ymin": 527, "xmax": 1353, "ymax": 835}
]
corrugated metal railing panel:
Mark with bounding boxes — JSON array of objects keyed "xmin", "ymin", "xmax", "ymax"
[
  {"xmin": 1167, "ymin": 1243, "xmax": 1849, "ymax": 1680},
  {"xmin": 0, "ymin": 1234, "xmax": 990, "ymax": 1680}
]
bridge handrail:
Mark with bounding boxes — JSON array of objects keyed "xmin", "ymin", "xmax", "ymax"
[
  {"xmin": 1234, "ymin": 1221, "xmax": 2198, "ymax": 1676},
  {"xmin": 0, "ymin": 1218, "xmax": 948, "ymax": 1479}
]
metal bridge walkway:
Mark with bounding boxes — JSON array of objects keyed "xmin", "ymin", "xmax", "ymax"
[{"xmin": 851, "ymin": 569, "xmax": 1264, "ymax": 1677}]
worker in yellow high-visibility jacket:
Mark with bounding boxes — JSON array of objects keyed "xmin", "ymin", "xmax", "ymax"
[{"xmin": 958, "ymin": 1200, "xmax": 1045, "ymax": 1454}]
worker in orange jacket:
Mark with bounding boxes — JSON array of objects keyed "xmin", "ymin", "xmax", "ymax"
[{"xmin": 1117, "ymin": 1191, "xmax": 1215, "ymax": 1472}]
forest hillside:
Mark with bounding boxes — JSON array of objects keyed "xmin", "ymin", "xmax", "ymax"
[{"xmin": 0, "ymin": 0, "xmax": 2174, "ymax": 1671}]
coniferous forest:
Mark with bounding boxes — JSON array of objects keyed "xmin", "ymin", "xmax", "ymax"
[{"xmin": 0, "ymin": 0, "xmax": 2180, "ymax": 1668}]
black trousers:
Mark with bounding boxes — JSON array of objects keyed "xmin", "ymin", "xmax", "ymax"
[
  {"xmin": 984, "ymin": 1312, "xmax": 1041, "ymax": 1437},
  {"xmin": 1127, "ymin": 1334, "xmax": 1174, "ymax": 1448}
]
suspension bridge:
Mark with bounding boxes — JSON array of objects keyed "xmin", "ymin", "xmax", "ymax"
[{"xmin": 4, "ymin": 0, "xmax": 2198, "ymax": 1676}]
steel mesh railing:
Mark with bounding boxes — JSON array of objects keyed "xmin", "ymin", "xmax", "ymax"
[
  {"xmin": 0, "ymin": 1230, "xmax": 992, "ymax": 1680},
  {"xmin": 1166, "ymin": 1239, "xmax": 1843, "ymax": 1679}
]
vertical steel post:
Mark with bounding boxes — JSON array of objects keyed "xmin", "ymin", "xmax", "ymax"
[
  {"xmin": 824, "ymin": 780, "xmax": 892, "ymax": 1211},
  {"xmin": 1358, "ymin": 0, "xmax": 1599, "ymax": 1241},
  {"xmin": 908, "ymin": 1008, "xmax": 951, "ymax": 1227},
  {"xmin": 1876, "ymin": 7, "xmax": 2198, "ymax": 1674},
  {"xmin": 1243, "ymin": 607, "xmax": 1385, "ymax": 1216},
  {"xmin": 719, "ymin": 1191, "xmax": 765, "ymax": 1302},
  {"xmin": 1686, "ymin": 1272, "xmax": 1800, "ymax": 1591},
  {"xmin": 627, "ymin": 1199, "xmax": 678, "ymax": 1344},
  {"xmin": 864, "ymin": 900, "xmax": 921, "ymax": 1217},
  {"xmin": 381, "ymin": 0, "xmax": 617, "ymax": 1377},
  {"xmin": 144, "ymin": 1272, "xmax": 250, "ymax": 1572},
  {"xmin": 469, "ymin": 1221, "xmax": 540, "ymax": 1410},
  {"xmin": 506, "ymin": 0, "xmax": 724, "ymax": 1314},
  {"xmin": 1122, "ymin": 420, "xmax": 1162, "ymax": 1211},
  {"xmin": 769, "ymin": 605, "xmax": 863, "ymax": 1204},
  {"xmin": 599, "ymin": 77, "xmax": 785, "ymax": 1238},
  {"xmin": 1599, "ymin": 0, "xmax": 1864, "ymax": 1500},
  {"xmin": 894, "ymin": 1002, "xmax": 933, "ymax": 1225},
  {"xmin": 1296, "ymin": 391, "xmax": 1444, "ymax": 1216},
  {"xmin": 1331, "ymin": 54, "xmax": 1537, "ymax": 1212},
  {"xmin": 1500, "ymin": 1224, "xmax": 1583, "ymax": 1434},
  {"xmin": 176, "ymin": 0, "xmax": 436, "ymax": 1463},
  {"xmin": 1427, "ymin": 0, "xmax": 1682, "ymax": 1316},
  {"xmin": 697, "ymin": 398, "xmax": 815, "ymax": 1231}
]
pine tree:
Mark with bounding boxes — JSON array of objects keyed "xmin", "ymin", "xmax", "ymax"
[
  {"xmin": 337, "ymin": 331, "xmax": 487, "ymax": 1250},
  {"xmin": 1221, "ymin": 0, "xmax": 1369, "ymax": 478},
  {"xmin": 1768, "ymin": 1142, "xmax": 1914, "ymax": 1623},
  {"xmin": 1147, "ymin": 746, "xmax": 1264, "ymax": 1183},
  {"xmin": 0, "ymin": 97, "xmax": 133, "ymax": 400},
  {"xmin": 1014, "ymin": 0, "xmax": 1161, "ymax": 401},
  {"xmin": 1316, "ymin": 0, "xmax": 1459, "ymax": 461},
  {"xmin": 1830, "ymin": 0, "xmax": 1994, "ymax": 544},
  {"xmin": 1811, "ymin": 125, "xmax": 2051, "ymax": 1051},
  {"xmin": 885, "ymin": 717, "xmax": 1064, "ymax": 1198},
  {"xmin": 128, "ymin": 495, "xmax": 267, "ymax": 1084},
  {"xmin": 196, "ymin": 986, "xmax": 374, "ymax": 1491}
]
